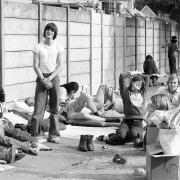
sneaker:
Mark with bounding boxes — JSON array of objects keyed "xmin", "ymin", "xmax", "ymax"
[
  {"xmin": 29, "ymin": 148, "xmax": 38, "ymax": 156},
  {"xmin": 32, "ymin": 136, "xmax": 47, "ymax": 143},
  {"xmin": 134, "ymin": 139, "xmax": 143, "ymax": 148},
  {"xmin": 47, "ymin": 136, "xmax": 60, "ymax": 144},
  {"xmin": 15, "ymin": 152, "xmax": 26, "ymax": 161},
  {"xmin": 113, "ymin": 154, "xmax": 127, "ymax": 164}
]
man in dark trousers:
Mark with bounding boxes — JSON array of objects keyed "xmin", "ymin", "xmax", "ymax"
[{"xmin": 162, "ymin": 36, "xmax": 180, "ymax": 74}]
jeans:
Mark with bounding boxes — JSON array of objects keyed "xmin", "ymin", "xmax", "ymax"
[
  {"xmin": 4, "ymin": 127, "xmax": 36, "ymax": 142},
  {"xmin": 31, "ymin": 75, "xmax": 60, "ymax": 138},
  {"xmin": 107, "ymin": 119, "xmax": 143, "ymax": 145},
  {"xmin": 94, "ymin": 84, "xmax": 115, "ymax": 109},
  {"xmin": 68, "ymin": 92, "xmax": 97, "ymax": 113}
]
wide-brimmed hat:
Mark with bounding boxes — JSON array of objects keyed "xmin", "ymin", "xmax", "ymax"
[{"xmin": 171, "ymin": 36, "xmax": 177, "ymax": 42}]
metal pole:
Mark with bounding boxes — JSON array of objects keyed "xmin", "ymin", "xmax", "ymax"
[
  {"xmin": 0, "ymin": 0, "xmax": 4, "ymax": 88},
  {"xmin": 66, "ymin": 5, "xmax": 70, "ymax": 82},
  {"xmin": 90, "ymin": 9, "xmax": 93, "ymax": 95},
  {"xmin": 38, "ymin": 2, "xmax": 43, "ymax": 43},
  {"xmin": 135, "ymin": 17, "xmax": 137, "ymax": 70},
  {"xmin": 101, "ymin": 10, "xmax": 104, "ymax": 83},
  {"xmin": 113, "ymin": 2, "xmax": 117, "ymax": 88}
]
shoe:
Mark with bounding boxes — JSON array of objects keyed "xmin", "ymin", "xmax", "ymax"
[
  {"xmin": 113, "ymin": 154, "xmax": 127, "ymax": 164},
  {"xmin": 78, "ymin": 135, "xmax": 88, "ymax": 152},
  {"xmin": 93, "ymin": 111, "xmax": 100, "ymax": 117},
  {"xmin": 29, "ymin": 148, "xmax": 38, "ymax": 156},
  {"xmin": 32, "ymin": 135, "xmax": 46, "ymax": 143},
  {"xmin": 86, "ymin": 135, "xmax": 94, "ymax": 151},
  {"xmin": 134, "ymin": 139, "xmax": 143, "ymax": 148},
  {"xmin": 97, "ymin": 135, "xmax": 105, "ymax": 141},
  {"xmin": 47, "ymin": 136, "xmax": 60, "ymax": 144},
  {"xmin": 15, "ymin": 152, "xmax": 26, "ymax": 161}
]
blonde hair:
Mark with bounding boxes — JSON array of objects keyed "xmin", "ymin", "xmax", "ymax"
[
  {"xmin": 167, "ymin": 73, "xmax": 178, "ymax": 84},
  {"xmin": 151, "ymin": 94, "xmax": 169, "ymax": 110}
]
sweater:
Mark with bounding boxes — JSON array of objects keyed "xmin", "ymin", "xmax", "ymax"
[{"xmin": 119, "ymin": 72, "xmax": 149, "ymax": 120}]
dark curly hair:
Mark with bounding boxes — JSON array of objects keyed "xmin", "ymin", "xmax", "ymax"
[
  {"xmin": 43, "ymin": 23, "xmax": 58, "ymax": 40},
  {"xmin": 128, "ymin": 74, "xmax": 146, "ymax": 94},
  {"xmin": 60, "ymin": 82, "xmax": 79, "ymax": 95}
]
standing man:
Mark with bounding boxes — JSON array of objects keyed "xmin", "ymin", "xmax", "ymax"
[
  {"xmin": 162, "ymin": 36, "xmax": 180, "ymax": 74},
  {"xmin": 31, "ymin": 23, "xmax": 64, "ymax": 143}
]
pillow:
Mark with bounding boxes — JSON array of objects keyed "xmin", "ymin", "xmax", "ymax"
[
  {"xmin": 164, "ymin": 107, "xmax": 180, "ymax": 128},
  {"xmin": 100, "ymin": 110, "xmax": 124, "ymax": 123},
  {"xmin": 146, "ymin": 110, "xmax": 166, "ymax": 127}
]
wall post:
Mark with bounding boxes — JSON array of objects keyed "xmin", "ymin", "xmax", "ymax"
[
  {"xmin": 0, "ymin": 0, "xmax": 4, "ymax": 88},
  {"xmin": 90, "ymin": 9, "xmax": 93, "ymax": 95},
  {"xmin": 38, "ymin": 2, "xmax": 43, "ymax": 43},
  {"xmin": 101, "ymin": 10, "xmax": 104, "ymax": 83},
  {"xmin": 66, "ymin": 5, "xmax": 70, "ymax": 83}
]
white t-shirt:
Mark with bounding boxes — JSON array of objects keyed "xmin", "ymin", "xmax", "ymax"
[
  {"xmin": 59, "ymin": 87, "xmax": 68, "ymax": 103},
  {"xmin": 33, "ymin": 41, "xmax": 64, "ymax": 73}
]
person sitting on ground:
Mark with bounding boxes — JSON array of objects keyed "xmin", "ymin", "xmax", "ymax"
[
  {"xmin": 155, "ymin": 73, "xmax": 180, "ymax": 110},
  {"xmin": 59, "ymin": 82, "xmax": 122, "ymax": 121},
  {"xmin": 143, "ymin": 55, "xmax": 159, "ymax": 86},
  {"xmin": 98, "ymin": 72, "xmax": 149, "ymax": 147},
  {"xmin": 143, "ymin": 93, "xmax": 169, "ymax": 150}
]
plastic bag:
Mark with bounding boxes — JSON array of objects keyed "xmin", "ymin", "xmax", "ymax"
[{"xmin": 159, "ymin": 128, "xmax": 180, "ymax": 155}]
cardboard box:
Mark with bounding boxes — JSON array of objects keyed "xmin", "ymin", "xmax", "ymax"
[
  {"xmin": 146, "ymin": 144, "xmax": 179, "ymax": 180},
  {"xmin": 145, "ymin": 127, "xmax": 159, "ymax": 145}
]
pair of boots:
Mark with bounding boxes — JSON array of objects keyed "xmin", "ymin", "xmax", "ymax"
[{"xmin": 78, "ymin": 135, "xmax": 94, "ymax": 152}]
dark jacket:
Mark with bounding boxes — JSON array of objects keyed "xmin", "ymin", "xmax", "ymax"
[{"xmin": 143, "ymin": 58, "xmax": 159, "ymax": 75}]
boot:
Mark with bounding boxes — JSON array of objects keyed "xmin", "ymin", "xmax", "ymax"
[
  {"xmin": 86, "ymin": 135, "xmax": 94, "ymax": 151},
  {"xmin": 0, "ymin": 145, "xmax": 15, "ymax": 164},
  {"xmin": 78, "ymin": 135, "xmax": 88, "ymax": 152}
]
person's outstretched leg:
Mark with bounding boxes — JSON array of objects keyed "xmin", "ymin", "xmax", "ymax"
[
  {"xmin": 94, "ymin": 84, "xmax": 115, "ymax": 109},
  {"xmin": 70, "ymin": 92, "xmax": 98, "ymax": 113}
]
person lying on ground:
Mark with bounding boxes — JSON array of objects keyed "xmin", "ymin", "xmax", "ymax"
[
  {"xmin": 59, "ymin": 82, "xmax": 104, "ymax": 121},
  {"xmin": 0, "ymin": 120, "xmax": 52, "ymax": 156},
  {"xmin": 98, "ymin": 72, "xmax": 149, "ymax": 147},
  {"xmin": 155, "ymin": 73, "xmax": 180, "ymax": 110},
  {"xmin": 59, "ymin": 82, "xmax": 123, "ymax": 121},
  {"xmin": 143, "ymin": 55, "xmax": 159, "ymax": 86}
]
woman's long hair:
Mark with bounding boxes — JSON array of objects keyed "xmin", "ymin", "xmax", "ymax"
[
  {"xmin": 60, "ymin": 82, "xmax": 79, "ymax": 96},
  {"xmin": 151, "ymin": 94, "xmax": 169, "ymax": 111}
]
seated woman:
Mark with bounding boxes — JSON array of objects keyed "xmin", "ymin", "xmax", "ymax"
[
  {"xmin": 143, "ymin": 55, "xmax": 159, "ymax": 86},
  {"xmin": 59, "ymin": 82, "xmax": 121, "ymax": 121},
  {"xmin": 98, "ymin": 72, "xmax": 149, "ymax": 147}
]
